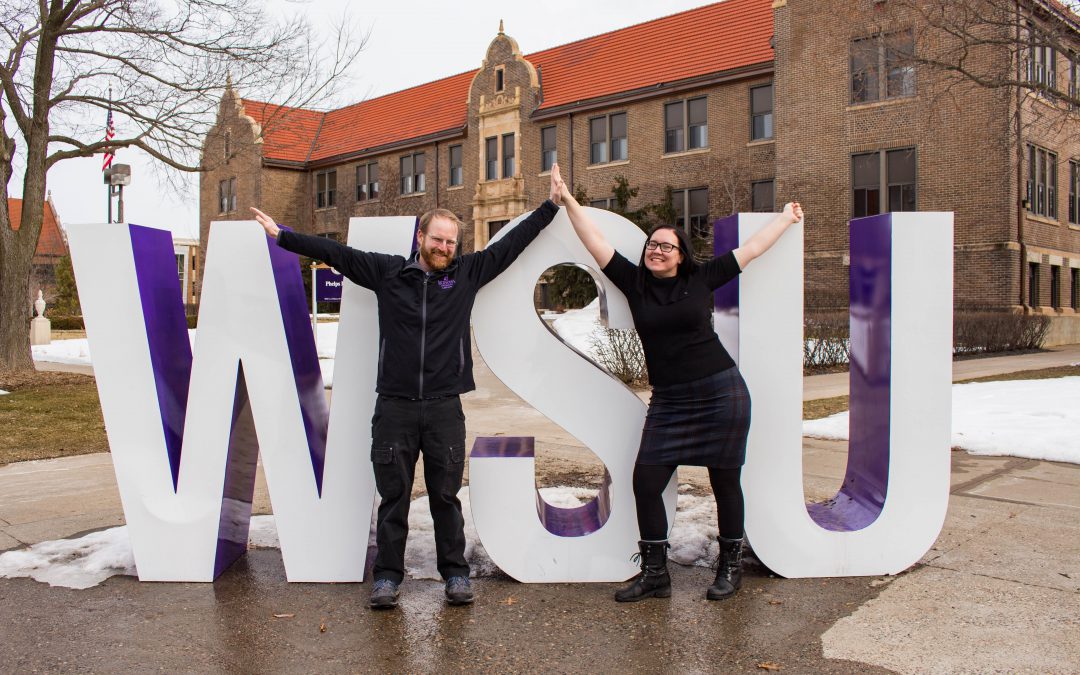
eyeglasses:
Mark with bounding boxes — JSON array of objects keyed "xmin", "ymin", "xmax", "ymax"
[
  {"xmin": 424, "ymin": 234, "xmax": 458, "ymax": 248},
  {"xmin": 645, "ymin": 241, "xmax": 679, "ymax": 254}
]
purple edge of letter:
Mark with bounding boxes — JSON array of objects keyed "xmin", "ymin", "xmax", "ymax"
[
  {"xmin": 469, "ymin": 433, "xmax": 613, "ymax": 538},
  {"xmin": 805, "ymin": 213, "xmax": 891, "ymax": 531},
  {"xmin": 129, "ymin": 224, "xmax": 331, "ymax": 578}
]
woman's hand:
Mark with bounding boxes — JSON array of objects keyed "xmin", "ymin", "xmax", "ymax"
[
  {"xmin": 783, "ymin": 201, "xmax": 803, "ymax": 225},
  {"xmin": 250, "ymin": 207, "xmax": 280, "ymax": 239}
]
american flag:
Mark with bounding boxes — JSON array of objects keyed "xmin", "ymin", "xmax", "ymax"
[{"xmin": 101, "ymin": 108, "xmax": 115, "ymax": 171}]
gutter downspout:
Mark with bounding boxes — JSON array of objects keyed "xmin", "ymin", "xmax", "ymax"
[{"xmin": 1016, "ymin": 0, "xmax": 1028, "ymax": 311}]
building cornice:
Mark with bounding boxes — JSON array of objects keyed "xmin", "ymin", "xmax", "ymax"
[{"xmin": 530, "ymin": 61, "xmax": 775, "ymax": 121}]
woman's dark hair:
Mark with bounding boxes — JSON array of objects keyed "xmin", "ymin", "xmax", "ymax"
[{"xmin": 635, "ymin": 224, "xmax": 698, "ymax": 292}]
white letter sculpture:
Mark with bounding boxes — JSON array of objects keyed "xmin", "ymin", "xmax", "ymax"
[
  {"xmin": 67, "ymin": 217, "xmax": 418, "ymax": 581},
  {"xmin": 67, "ymin": 208, "xmax": 952, "ymax": 582},
  {"xmin": 469, "ymin": 208, "xmax": 677, "ymax": 582},
  {"xmin": 726, "ymin": 212, "xmax": 954, "ymax": 577}
]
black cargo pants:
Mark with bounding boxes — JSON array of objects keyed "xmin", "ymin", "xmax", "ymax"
[{"xmin": 370, "ymin": 394, "xmax": 469, "ymax": 584}]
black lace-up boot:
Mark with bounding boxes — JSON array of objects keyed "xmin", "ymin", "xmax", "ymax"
[
  {"xmin": 614, "ymin": 540, "xmax": 671, "ymax": 602},
  {"xmin": 707, "ymin": 535, "xmax": 743, "ymax": 600}
]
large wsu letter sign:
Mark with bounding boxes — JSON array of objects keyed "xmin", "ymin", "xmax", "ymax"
[{"xmin": 67, "ymin": 208, "xmax": 952, "ymax": 583}]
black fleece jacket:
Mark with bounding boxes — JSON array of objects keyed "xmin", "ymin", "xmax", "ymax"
[{"xmin": 276, "ymin": 200, "xmax": 559, "ymax": 398}]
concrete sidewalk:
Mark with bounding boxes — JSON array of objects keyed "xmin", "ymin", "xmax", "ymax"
[{"xmin": 2, "ymin": 347, "xmax": 1078, "ymax": 672}]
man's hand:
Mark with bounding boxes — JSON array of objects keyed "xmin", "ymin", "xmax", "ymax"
[
  {"xmin": 550, "ymin": 163, "xmax": 564, "ymax": 206},
  {"xmin": 250, "ymin": 207, "xmax": 280, "ymax": 239}
]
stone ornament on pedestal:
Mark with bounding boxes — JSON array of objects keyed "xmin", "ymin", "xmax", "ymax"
[{"xmin": 30, "ymin": 289, "xmax": 51, "ymax": 345}]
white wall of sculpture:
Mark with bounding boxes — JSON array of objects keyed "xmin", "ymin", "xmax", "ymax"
[{"xmin": 66, "ymin": 207, "xmax": 952, "ymax": 583}]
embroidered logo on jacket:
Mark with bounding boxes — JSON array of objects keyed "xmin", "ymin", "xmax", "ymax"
[{"xmin": 438, "ymin": 276, "xmax": 456, "ymax": 290}]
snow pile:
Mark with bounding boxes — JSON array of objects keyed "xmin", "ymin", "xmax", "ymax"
[
  {"xmin": 803, "ymin": 376, "xmax": 1080, "ymax": 465},
  {"xmin": 0, "ymin": 486, "xmax": 723, "ymax": 589},
  {"xmin": 0, "ymin": 390, "xmax": 9, "ymax": 396},
  {"xmin": 550, "ymin": 300, "xmax": 603, "ymax": 362},
  {"xmin": 0, "ymin": 527, "xmax": 136, "ymax": 590},
  {"xmin": 32, "ymin": 330, "xmax": 197, "ymax": 367}
]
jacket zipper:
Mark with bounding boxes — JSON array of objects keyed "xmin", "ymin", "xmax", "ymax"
[{"xmin": 419, "ymin": 274, "xmax": 429, "ymax": 398}]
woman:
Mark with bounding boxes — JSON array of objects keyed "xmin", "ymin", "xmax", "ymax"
[{"xmin": 551, "ymin": 164, "xmax": 802, "ymax": 602}]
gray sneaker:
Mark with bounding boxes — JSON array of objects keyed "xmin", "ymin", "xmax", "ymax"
[
  {"xmin": 444, "ymin": 576, "xmax": 474, "ymax": 605},
  {"xmin": 369, "ymin": 578, "xmax": 400, "ymax": 609}
]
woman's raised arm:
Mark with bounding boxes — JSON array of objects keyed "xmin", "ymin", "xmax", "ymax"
[{"xmin": 553, "ymin": 163, "xmax": 616, "ymax": 268}]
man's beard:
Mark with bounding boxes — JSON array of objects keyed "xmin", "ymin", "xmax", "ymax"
[{"xmin": 420, "ymin": 244, "xmax": 454, "ymax": 272}]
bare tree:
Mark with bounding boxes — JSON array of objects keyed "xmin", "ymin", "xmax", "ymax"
[{"xmin": 0, "ymin": 0, "xmax": 364, "ymax": 374}]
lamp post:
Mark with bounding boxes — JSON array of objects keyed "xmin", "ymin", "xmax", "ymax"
[{"xmin": 104, "ymin": 163, "xmax": 132, "ymax": 223}]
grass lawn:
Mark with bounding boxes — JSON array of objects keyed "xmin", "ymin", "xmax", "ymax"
[{"xmin": 0, "ymin": 372, "xmax": 107, "ymax": 466}]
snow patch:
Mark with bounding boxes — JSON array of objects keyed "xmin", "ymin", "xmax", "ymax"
[
  {"xmin": 0, "ymin": 486, "xmax": 723, "ymax": 589},
  {"xmin": 803, "ymin": 376, "xmax": 1080, "ymax": 465},
  {"xmin": 0, "ymin": 527, "xmax": 136, "ymax": 590}
]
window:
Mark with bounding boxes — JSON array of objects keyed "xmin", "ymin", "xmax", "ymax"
[
  {"xmin": 502, "ymin": 133, "xmax": 515, "ymax": 178},
  {"xmin": 589, "ymin": 198, "xmax": 614, "ymax": 210},
  {"xmin": 356, "ymin": 162, "xmax": 379, "ymax": 201},
  {"xmin": 541, "ymin": 126, "xmax": 557, "ymax": 172},
  {"xmin": 887, "ymin": 149, "xmax": 917, "ymax": 212},
  {"xmin": 1051, "ymin": 265, "xmax": 1061, "ymax": 308},
  {"xmin": 1027, "ymin": 145, "xmax": 1057, "ymax": 218},
  {"xmin": 750, "ymin": 84, "xmax": 773, "ymax": 141},
  {"xmin": 176, "ymin": 254, "xmax": 185, "ymax": 282},
  {"xmin": 665, "ymin": 97, "xmax": 707, "ymax": 153},
  {"xmin": 1070, "ymin": 161, "xmax": 1079, "ymax": 225},
  {"xmin": 1073, "ymin": 268, "xmax": 1079, "ymax": 310},
  {"xmin": 488, "ymin": 220, "xmax": 509, "ymax": 240},
  {"xmin": 315, "ymin": 170, "xmax": 336, "ymax": 209},
  {"xmin": 218, "ymin": 177, "xmax": 236, "ymax": 213},
  {"xmin": 589, "ymin": 118, "xmax": 606, "ymax": 164},
  {"xmin": 672, "ymin": 187, "xmax": 709, "ymax": 235},
  {"xmin": 589, "ymin": 112, "xmax": 627, "ymax": 164},
  {"xmin": 752, "ymin": 180, "xmax": 775, "ymax": 212},
  {"xmin": 852, "ymin": 148, "xmax": 917, "ymax": 217},
  {"xmin": 853, "ymin": 152, "xmax": 881, "ymax": 217},
  {"xmin": 400, "ymin": 153, "xmax": 425, "ymax": 194},
  {"xmin": 1027, "ymin": 23, "xmax": 1057, "ymax": 90},
  {"xmin": 1029, "ymin": 262, "xmax": 1040, "ymax": 306},
  {"xmin": 611, "ymin": 113, "xmax": 628, "ymax": 161},
  {"xmin": 495, "ymin": 67, "xmax": 505, "ymax": 93},
  {"xmin": 851, "ymin": 30, "xmax": 915, "ymax": 103},
  {"xmin": 485, "ymin": 137, "xmax": 498, "ymax": 180},
  {"xmin": 449, "ymin": 145, "xmax": 463, "ymax": 187}
]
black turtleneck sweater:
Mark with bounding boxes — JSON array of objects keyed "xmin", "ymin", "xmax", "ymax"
[{"xmin": 601, "ymin": 250, "xmax": 741, "ymax": 387}]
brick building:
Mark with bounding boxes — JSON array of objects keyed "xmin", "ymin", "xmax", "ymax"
[
  {"xmin": 200, "ymin": 0, "xmax": 1080, "ymax": 342},
  {"xmin": 9, "ymin": 194, "xmax": 68, "ymax": 305}
]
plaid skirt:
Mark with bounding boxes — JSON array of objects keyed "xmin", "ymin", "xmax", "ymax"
[{"xmin": 637, "ymin": 367, "xmax": 751, "ymax": 468}]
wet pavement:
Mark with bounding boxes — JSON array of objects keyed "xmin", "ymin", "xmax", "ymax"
[
  {"xmin": 4, "ymin": 348, "xmax": 1079, "ymax": 672},
  {"xmin": 1, "ymin": 551, "xmax": 892, "ymax": 673}
]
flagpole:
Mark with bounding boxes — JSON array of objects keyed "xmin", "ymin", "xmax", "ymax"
[{"xmin": 104, "ymin": 87, "xmax": 114, "ymax": 223}]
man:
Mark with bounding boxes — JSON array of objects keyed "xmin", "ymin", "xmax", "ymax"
[{"xmin": 251, "ymin": 168, "xmax": 562, "ymax": 609}]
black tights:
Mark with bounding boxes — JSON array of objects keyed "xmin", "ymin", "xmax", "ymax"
[{"xmin": 633, "ymin": 464, "xmax": 744, "ymax": 541}]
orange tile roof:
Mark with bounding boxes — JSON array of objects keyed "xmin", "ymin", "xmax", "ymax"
[
  {"xmin": 249, "ymin": 0, "xmax": 774, "ymax": 163},
  {"xmin": 239, "ymin": 100, "xmax": 326, "ymax": 163},
  {"xmin": 8, "ymin": 198, "xmax": 68, "ymax": 262},
  {"xmin": 310, "ymin": 70, "xmax": 476, "ymax": 162},
  {"xmin": 530, "ymin": 0, "xmax": 774, "ymax": 111}
]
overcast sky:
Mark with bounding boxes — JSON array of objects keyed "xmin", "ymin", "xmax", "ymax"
[{"xmin": 19, "ymin": 0, "xmax": 716, "ymax": 240}]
